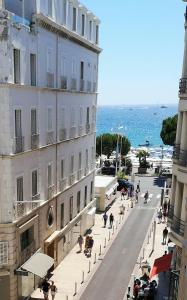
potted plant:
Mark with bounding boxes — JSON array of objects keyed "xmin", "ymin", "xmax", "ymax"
[{"xmin": 136, "ymin": 150, "xmax": 150, "ymax": 174}]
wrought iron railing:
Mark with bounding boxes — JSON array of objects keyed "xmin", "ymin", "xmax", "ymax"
[
  {"xmin": 20, "ymin": 241, "xmax": 36, "ymax": 265},
  {"xmin": 179, "ymin": 77, "xmax": 187, "ymax": 94},
  {"xmin": 69, "ymin": 173, "xmax": 76, "ymax": 186},
  {"xmin": 178, "ymin": 149, "xmax": 187, "ymax": 167},
  {"xmin": 31, "ymin": 134, "xmax": 39, "ymax": 149},
  {"xmin": 168, "ymin": 212, "xmax": 185, "ymax": 237},
  {"xmin": 14, "ymin": 200, "xmax": 43, "ymax": 220},
  {"xmin": 86, "ymin": 123, "xmax": 90, "ymax": 134},
  {"xmin": 173, "ymin": 144, "xmax": 180, "ymax": 160},
  {"xmin": 59, "ymin": 128, "xmax": 67, "ymax": 141},
  {"xmin": 59, "ymin": 178, "xmax": 67, "ymax": 192},
  {"xmin": 47, "ymin": 185, "xmax": 55, "ymax": 199},
  {"xmin": 167, "ymin": 204, "xmax": 174, "ymax": 220},
  {"xmin": 71, "ymin": 78, "xmax": 77, "ymax": 90},
  {"xmin": 80, "ymin": 79, "xmax": 85, "ymax": 92},
  {"xmin": 69, "ymin": 126, "xmax": 76, "ymax": 139},
  {"xmin": 14, "ymin": 136, "xmax": 24, "ymax": 153},
  {"xmin": 77, "ymin": 169, "xmax": 83, "ymax": 181}
]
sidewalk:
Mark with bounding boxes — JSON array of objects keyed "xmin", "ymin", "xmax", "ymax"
[
  {"xmin": 31, "ymin": 193, "xmax": 133, "ymax": 300},
  {"xmin": 124, "ymin": 215, "xmax": 170, "ymax": 300}
]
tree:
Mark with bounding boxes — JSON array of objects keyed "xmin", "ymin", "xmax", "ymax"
[
  {"xmin": 160, "ymin": 114, "xmax": 178, "ymax": 146},
  {"xmin": 136, "ymin": 150, "xmax": 150, "ymax": 168},
  {"xmin": 96, "ymin": 133, "xmax": 131, "ymax": 158}
]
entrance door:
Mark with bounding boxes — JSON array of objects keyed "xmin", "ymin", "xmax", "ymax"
[{"xmin": 0, "ymin": 276, "xmax": 10, "ymax": 300}]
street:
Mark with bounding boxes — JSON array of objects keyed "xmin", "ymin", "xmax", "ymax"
[{"xmin": 79, "ymin": 176, "xmax": 166, "ymax": 300}]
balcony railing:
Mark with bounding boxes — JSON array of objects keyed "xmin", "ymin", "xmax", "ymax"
[
  {"xmin": 20, "ymin": 240, "xmax": 36, "ymax": 265},
  {"xmin": 84, "ymin": 167, "xmax": 89, "ymax": 176},
  {"xmin": 46, "ymin": 72, "xmax": 54, "ymax": 88},
  {"xmin": 91, "ymin": 122, "xmax": 96, "ymax": 133},
  {"xmin": 80, "ymin": 79, "xmax": 85, "ymax": 92},
  {"xmin": 14, "ymin": 136, "xmax": 24, "ymax": 153},
  {"xmin": 173, "ymin": 144, "xmax": 180, "ymax": 160},
  {"xmin": 60, "ymin": 76, "xmax": 67, "ymax": 89},
  {"xmin": 86, "ymin": 123, "xmax": 91, "ymax": 134},
  {"xmin": 77, "ymin": 169, "xmax": 83, "ymax": 180},
  {"xmin": 78, "ymin": 125, "xmax": 83, "ymax": 136},
  {"xmin": 31, "ymin": 134, "xmax": 39, "ymax": 149},
  {"xmin": 47, "ymin": 185, "xmax": 55, "ymax": 199},
  {"xmin": 179, "ymin": 78, "xmax": 187, "ymax": 94},
  {"xmin": 168, "ymin": 207, "xmax": 185, "ymax": 237},
  {"xmin": 59, "ymin": 128, "xmax": 67, "ymax": 141},
  {"xmin": 32, "ymin": 193, "xmax": 40, "ymax": 201},
  {"xmin": 59, "ymin": 178, "xmax": 67, "ymax": 192},
  {"xmin": 93, "ymin": 82, "xmax": 97, "ymax": 92},
  {"xmin": 178, "ymin": 149, "xmax": 187, "ymax": 167},
  {"xmin": 14, "ymin": 200, "xmax": 43, "ymax": 220},
  {"xmin": 69, "ymin": 126, "xmax": 76, "ymax": 139},
  {"xmin": 46, "ymin": 131, "xmax": 54, "ymax": 145},
  {"xmin": 87, "ymin": 81, "xmax": 91, "ymax": 92},
  {"xmin": 71, "ymin": 78, "xmax": 77, "ymax": 90},
  {"xmin": 69, "ymin": 173, "xmax": 76, "ymax": 186},
  {"xmin": 167, "ymin": 204, "xmax": 174, "ymax": 220}
]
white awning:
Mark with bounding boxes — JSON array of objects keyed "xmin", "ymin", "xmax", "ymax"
[
  {"xmin": 21, "ymin": 253, "xmax": 54, "ymax": 278},
  {"xmin": 87, "ymin": 207, "xmax": 96, "ymax": 215},
  {"xmin": 106, "ymin": 187, "xmax": 114, "ymax": 197},
  {"xmin": 113, "ymin": 182, "xmax": 118, "ymax": 190}
]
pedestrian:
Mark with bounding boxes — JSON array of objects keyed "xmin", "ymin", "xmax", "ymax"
[
  {"xmin": 136, "ymin": 180, "xmax": 140, "ymax": 193},
  {"xmin": 109, "ymin": 213, "xmax": 114, "ymax": 228},
  {"xmin": 163, "ymin": 227, "xmax": 168, "ymax": 245},
  {"xmin": 103, "ymin": 212, "xmax": 108, "ymax": 227},
  {"xmin": 40, "ymin": 278, "xmax": 50, "ymax": 300},
  {"xmin": 162, "ymin": 209, "xmax": 167, "ymax": 223},
  {"xmin": 84, "ymin": 235, "xmax": 90, "ymax": 253},
  {"xmin": 77, "ymin": 234, "xmax": 84, "ymax": 252},
  {"xmin": 50, "ymin": 281, "xmax": 57, "ymax": 300},
  {"xmin": 157, "ymin": 209, "xmax": 162, "ymax": 224},
  {"xmin": 144, "ymin": 190, "xmax": 149, "ymax": 203},
  {"xmin": 133, "ymin": 282, "xmax": 140, "ymax": 300},
  {"xmin": 135, "ymin": 189, "xmax": 139, "ymax": 203},
  {"xmin": 163, "ymin": 200, "xmax": 168, "ymax": 211},
  {"xmin": 87, "ymin": 236, "xmax": 94, "ymax": 256}
]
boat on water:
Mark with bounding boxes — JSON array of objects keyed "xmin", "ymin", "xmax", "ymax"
[
  {"xmin": 160, "ymin": 105, "xmax": 167, "ymax": 108},
  {"xmin": 138, "ymin": 140, "xmax": 151, "ymax": 147}
]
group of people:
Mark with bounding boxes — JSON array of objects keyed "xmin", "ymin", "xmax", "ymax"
[
  {"xmin": 103, "ymin": 212, "xmax": 114, "ymax": 228},
  {"xmin": 40, "ymin": 279, "xmax": 57, "ymax": 300},
  {"xmin": 157, "ymin": 200, "xmax": 169, "ymax": 224},
  {"xmin": 133, "ymin": 275, "xmax": 157, "ymax": 300},
  {"xmin": 77, "ymin": 234, "xmax": 94, "ymax": 256}
]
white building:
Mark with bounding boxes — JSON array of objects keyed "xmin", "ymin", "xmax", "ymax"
[{"xmin": 0, "ymin": 1, "xmax": 101, "ymax": 299}]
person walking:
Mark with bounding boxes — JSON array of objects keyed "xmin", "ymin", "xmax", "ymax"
[
  {"xmin": 157, "ymin": 209, "xmax": 162, "ymax": 224},
  {"xmin": 135, "ymin": 189, "xmax": 139, "ymax": 203},
  {"xmin": 40, "ymin": 278, "xmax": 50, "ymax": 300},
  {"xmin": 144, "ymin": 190, "xmax": 149, "ymax": 203},
  {"xmin": 109, "ymin": 213, "xmax": 114, "ymax": 228},
  {"xmin": 84, "ymin": 235, "xmax": 90, "ymax": 253},
  {"xmin": 163, "ymin": 227, "xmax": 168, "ymax": 245},
  {"xmin": 136, "ymin": 180, "xmax": 140, "ymax": 193},
  {"xmin": 103, "ymin": 212, "xmax": 108, "ymax": 227},
  {"xmin": 87, "ymin": 236, "xmax": 94, "ymax": 256},
  {"xmin": 77, "ymin": 235, "xmax": 84, "ymax": 252},
  {"xmin": 50, "ymin": 281, "xmax": 57, "ymax": 300}
]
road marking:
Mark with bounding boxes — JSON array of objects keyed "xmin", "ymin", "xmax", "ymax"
[
  {"xmin": 156, "ymin": 194, "xmax": 161, "ymax": 199},
  {"xmin": 140, "ymin": 193, "xmax": 145, "ymax": 197},
  {"xmin": 149, "ymin": 194, "xmax": 153, "ymax": 199}
]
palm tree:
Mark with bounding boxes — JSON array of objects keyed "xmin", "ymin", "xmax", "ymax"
[{"xmin": 136, "ymin": 150, "xmax": 150, "ymax": 168}]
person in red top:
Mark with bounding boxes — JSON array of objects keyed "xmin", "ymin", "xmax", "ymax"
[{"xmin": 133, "ymin": 282, "xmax": 140, "ymax": 300}]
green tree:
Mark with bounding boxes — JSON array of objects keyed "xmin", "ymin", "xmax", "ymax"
[
  {"xmin": 136, "ymin": 150, "xmax": 150, "ymax": 168},
  {"xmin": 96, "ymin": 133, "xmax": 131, "ymax": 158},
  {"xmin": 160, "ymin": 114, "xmax": 178, "ymax": 146}
]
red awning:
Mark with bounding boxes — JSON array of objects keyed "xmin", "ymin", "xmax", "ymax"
[{"xmin": 150, "ymin": 253, "xmax": 172, "ymax": 278}]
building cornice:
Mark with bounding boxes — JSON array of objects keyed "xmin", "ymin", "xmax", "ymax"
[{"xmin": 34, "ymin": 13, "xmax": 102, "ymax": 54}]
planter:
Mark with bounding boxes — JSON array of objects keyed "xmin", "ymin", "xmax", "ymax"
[{"xmin": 138, "ymin": 167, "xmax": 147, "ymax": 174}]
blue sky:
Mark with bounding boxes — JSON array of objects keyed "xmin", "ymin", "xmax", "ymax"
[{"xmin": 83, "ymin": 0, "xmax": 186, "ymax": 105}]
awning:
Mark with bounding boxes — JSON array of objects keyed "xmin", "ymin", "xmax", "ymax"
[
  {"xmin": 87, "ymin": 207, "xmax": 96, "ymax": 215},
  {"xmin": 113, "ymin": 182, "xmax": 118, "ymax": 190},
  {"xmin": 106, "ymin": 187, "xmax": 114, "ymax": 197},
  {"xmin": 21, "ymin": 253, "xmax": 54, "ymax": 278}
]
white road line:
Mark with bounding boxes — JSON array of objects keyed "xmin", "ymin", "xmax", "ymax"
[
  {"xmin": 156, "ymin": 194, "xmax": 161, "ymax": 199},
  {"xmin": 140, "ymin": 193, "xmax": 145, "ymax": 198},
  {"xmin": 149, "ymin": 194, "xmax": 153, "ymax": 199}
]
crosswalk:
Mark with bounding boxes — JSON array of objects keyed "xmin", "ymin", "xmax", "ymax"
[{"xmin": 140, "ymin": 192, "xmax": 161, "ymax": 201}]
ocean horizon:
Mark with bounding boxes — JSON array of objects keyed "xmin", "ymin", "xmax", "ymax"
[{"xmin": 96, "ymin": 104, "xmax": 178, "ymax": 148}]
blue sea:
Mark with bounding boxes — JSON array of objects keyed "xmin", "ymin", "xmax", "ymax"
[{"xmin": 96, "ymin": 105, "xmax": 178, "ymax": 148}]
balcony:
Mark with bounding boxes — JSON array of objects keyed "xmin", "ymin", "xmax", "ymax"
[
  {"xmin": 60, "ymin": 76, "xmax": 67, "ymax": 89},
  {"xmin": 46, "ymin": 131, "xmax": 54, "ymax": 145},
  {"xmin": 91, "ymin": 122, "xmax": 96, "ymax": 133},
  {"xmin": 14, "ymin": 200, "xmax": 43, "ymax": 220},
  {"xmin": 71, "ymin": 78, "xmax": 77, "ymax": 90},
  {"xmin": 168, "ymin": 208, "xmax": 185, "ymax": 237},
  {"xmin": 86, "ymin": 123, "xmax": 91, "ymax": 134},
  {"xmin": 59, "ymin": 178, "xmax": 67, "ymax": 192},
  {"xmin": 78, "ymin": 125, "xmax": 83, "ymax": 136},
  {"xmin": 59, "ymin": 128, "xmax": 67, "ymax": 141},
  {"xmin": 91, "ymin": 162, "xmax": 95, "ymax": 170},
  {"xmin": 69, "ymin": 173, "xmax": 76, "ymax": 186},
  {"xmin": 31, "ymin": 134, "xmax": 39, "ymax": 149},
  {"xmin": 69, "ymin": 126, "xmax": 76, "ymax": 139},
  {"xmin": 179, "ymin": 78, "xmax": 187, "ymax": 94},
  {"xmin": 93, "ymin": 82, "xmax": 97, "ymax": 92},
  {"xmin": 167, "ymin": 204, "xmax": 174, "ymax": 220},
  {"xmin": 87, "ymin": 81, "xmax": 92, "ymax": 92},
  {"xmin": 80, "ymin": 79, "xmax": 85, "ymax": 92},
  {"xmin": 77, "ymin": 169, "xmax": 83, "ymax": 180},
  {"xmin": 178, "ymin": 149, "xmax": 187, "ymax": 167},
  {"xmin": 20, "ymin": 241, "xmax": 36, "ymax": 265},
  {"xmin": 46, "ymin": 72, "xmax": 54, "ymax": 88},
  {"xmin": 14, "ymin": 136, "xmax": 24, "ymax": 154},
  {"xmin": 47, "ymin": 185, "xmax": 55, "ymax": 199},
  {"xmin": 173, "ymin": 144, "xmax": 180, "ymax": 160},
  {"xmin": 84, "ymin": 167, "xmax": 89, "ymax": 176},
  {"xmin": 32, "ymin": 193, "xmax": 40, "ymax": 201}
]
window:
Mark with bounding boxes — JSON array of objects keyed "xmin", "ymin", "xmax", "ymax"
[
  {"xmin": 31, "ymin": 109, "xmax": 37, "ymax": 135},
  {"xmin": 81, "ymin": 14, "xmax": 85, "ymax": 36},
  {"xmin": 84, "ymin": 186, "xmax": 87, "ymax": 207},
  {"xmin": 78, "ymin": 152, "xmax": 82, "ymax": 170},
  {"xmin": 61, "ymin": 159, "xmax": 64, "ymax": 179},
  {"xmin": 72, "ymin": 7, "xmax": 77, "ymax": 31},
  {"xmin": 71, "ymin": 107, "xmax": 75, "ymax": 127},
  {"xmin": 0, "ymin": 242, "xmax": 8, "ymax": 265},
  {"xmin": 77, "ymin": 191, "xmax": 81, "ymax": 213},
  {"xmin": 17, "ymin": 176, "xmax": 23, "ymax": 202},
  {"xmin": 80, "ymin": 61, "xmax": 84, "ymax": 80},
  {"xmin": 30, "ymin": 54, "xmax": 36, "ymax": 86},
  {"xmin": 15, "ymin": 109, "xmax": 22, "ymax": 137},
  {"xmin": 79, "ymin": 107, "xmax": 83, "ymax": 125},
  {"xmin": 63, "ymin": 0, "xmax": 67, "ymax": 24},
  {"xmin": 20, "ymin": 226, "xmax": 34, "ymax": 251},
  {"xmin": 70, "ymin": 196, "xmax": 73, "ymax": 220},
  {"xmin": 32, "ymin": 170, "xmax": 37, "ymax": 197},
  {"xmin": 61, "ymin": 203, "xmax": 64, "ymax": 228},
  {"xmin": 48, "ymin": 163, "xmax": 52, "ymax": 187},
  {"xmin": 70, "ymin": 155, "xmax": 74, "ymax": 174},
  {"xmin": 86, "ymin": 149, "xmax": 88, "ymax": 168},
  {"xmin": 89, "ymin": 20, "xmax": 92, "ymax": 40},
  {"xmin": 96, "ymin": 25, "xmax": 99, "ymax": 44},
  {"xmin": 48, "ymin": 0, "xmax": 53, "ymax": 17},
  {"xmin": 90, "ymin": 181, "xmax": 93, "ymax": 201},
  {"xmin": 13, "ymin": 49, "xmax": 20, "ymax": 84},
  {"xmin": 86, "ymin": 107, "xmax": 90, "ymax": 124},
  {"xmin": 47, "ymin": 108, "xmax": 53, "ymax": 131}
]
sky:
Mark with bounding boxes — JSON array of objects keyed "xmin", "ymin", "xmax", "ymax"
[{"xmin": 82, "ymin": 0, "xmax": 186, "ymax": 106}]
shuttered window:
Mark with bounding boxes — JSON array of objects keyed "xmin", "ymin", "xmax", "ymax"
[{"xmin": 17, "ymin": 176, "xmax": 23, "ymax": 202}]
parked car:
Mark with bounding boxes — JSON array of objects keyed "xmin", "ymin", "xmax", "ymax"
[
  {"xmin": 117, "ymin": 179, "xmax": 134, "ymax": 191},
  {"xmin": 159, "ymin": 168, "xmax": 172, "ymax": 177}
]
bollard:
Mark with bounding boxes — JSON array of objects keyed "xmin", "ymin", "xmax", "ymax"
[
  {"xmin": 128, "ymin": 285, "xmax": 131, "ymax": 294},
  {"xmin": 81, "ymin": 271, "xmax": 84, "ymax": 284},
  {"xmin": 66, "ymin": 296, "xmax": 68, "ymax": 300},
  {"xmin": 108, "ymin": 231, "xmax": 111, "ymax": 241},
  {"xmin": 88, "ymin": 260, "xmax": 91, "ymax": 273},
  {"xmin": 112, "ymin": 225, "xmax": 114, "ymax": 235},
  {"xmin": 74, "ymin": 282, "xmax": 77, "ymax": 295},
  {"xmin": 94, "ymin": 253, "xmax": 96, "ymax": 264},
  {"xmin": 104, "ymin": 237, "xmax": 107, "ymax": 248},
  {"xmin": 99, "ymin": 244, "xmax": 101, "ymax": 255}
]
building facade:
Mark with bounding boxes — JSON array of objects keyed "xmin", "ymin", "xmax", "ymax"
[
  {"xmin": 168, "ymin": 2, "xmax": 187, "ymax": 299},
  {"xmin": 0, "ymin": 1, "xmax": 101, "ymax": 299}
]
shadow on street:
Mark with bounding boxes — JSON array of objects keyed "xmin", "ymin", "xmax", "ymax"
[{"xmin": 153, "ymin": 177, "xmax": 166, "ymax": 188}]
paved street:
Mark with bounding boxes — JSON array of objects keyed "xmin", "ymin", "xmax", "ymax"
[{"xmin": 79, "ymin": 176, "xmax": 166, "ymax": 300}]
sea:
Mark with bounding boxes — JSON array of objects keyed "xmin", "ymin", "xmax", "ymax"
[{"xmin": 96, "ymin": 105, "xmax": 178, "ymax": 148}]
